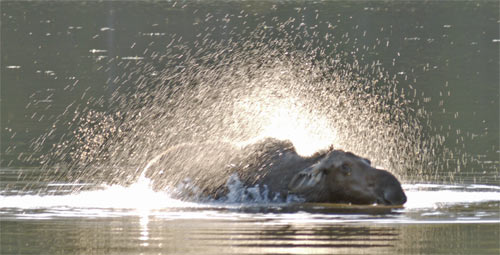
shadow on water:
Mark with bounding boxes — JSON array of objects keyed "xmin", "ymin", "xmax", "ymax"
[{"xmin": 236, "ymin": 203, "xmax": 402, "ymax": 215}]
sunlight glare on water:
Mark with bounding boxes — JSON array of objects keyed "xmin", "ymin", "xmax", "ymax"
[
  {"xmin": 1, "ymin": 181, "xmax": 499, "ymax": 223},
  {"xmin": 403, "ymin": 184, "xmax": 500, "ymax": 210},
  {"xmin": 0, "ymin": 177, "xmax": 197, "ymax": 211}
]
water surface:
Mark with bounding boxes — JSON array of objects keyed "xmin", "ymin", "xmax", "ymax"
[
  {"xmin": 1, "ymin": 1, "xmax": 499, "ymax": 254},
  {"xmin": 1, "ymin": 169, "xmax": 499, "ymax": 254}
]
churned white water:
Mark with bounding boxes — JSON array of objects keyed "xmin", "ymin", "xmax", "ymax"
[{"xmin": 1, "ymin": 176, "xmax": 499, "ymax": 223}]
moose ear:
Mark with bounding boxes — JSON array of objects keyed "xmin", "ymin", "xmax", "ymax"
[
  {"xmin": 288, "ymin": 164, "xmax": 326, "ymax": 193},
  {"xmin": 362, "ymin": 158, "xmax": 371, "ymax": 165}
]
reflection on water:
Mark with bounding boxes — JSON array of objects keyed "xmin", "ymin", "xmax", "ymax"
[
  {"xmin": 1, "ymin": 213, "xmax": 499, "ymax": 254},
  {"xmin": 1, "ymin": 169, "xmax": 499, "ymax": 254}
]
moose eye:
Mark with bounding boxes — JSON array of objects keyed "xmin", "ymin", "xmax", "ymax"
[
  {"xmin": 341, "ymin": 163, "xmax": 351, "ymax": 176},
  {"xmin": 321, "ymin": 168, "xmax": 329, "ymax": 175}
]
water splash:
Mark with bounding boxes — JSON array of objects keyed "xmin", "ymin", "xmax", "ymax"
[
  {"xmin": 0, "ymin": 177, "xmax": 193, "ymax": 210},
  {"xmin": 221, "ymin": 173, "xmax": 303, "ymax": 203},
  {"xmin": 24, "ymin": 6, "xmax": 441, "ymax": 196},
  {"xmin": 1, "ymin": 182, "xmax": 499, "ymax": 224}
]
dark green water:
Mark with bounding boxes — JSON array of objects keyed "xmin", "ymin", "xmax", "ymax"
[
  {"xmin": 1, "ymin": 1, "xmax": 499, "ymax": 254},
  {"xmin": 1, "ymin": 217, "xmax": 498, "ymax": 255}
]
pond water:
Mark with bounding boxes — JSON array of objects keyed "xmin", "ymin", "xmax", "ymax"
[
  {"xmin": 1, "ymin": 1, "xmax": 499, "ymax": 254},
  {"xmin": 1, "ymin": 168, "xmax": 499, "ymax": 254}
]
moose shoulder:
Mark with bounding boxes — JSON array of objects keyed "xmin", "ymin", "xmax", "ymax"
[{"xmin": 145, "ymin": 138, "xmax": 407, "ymax": 205}]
